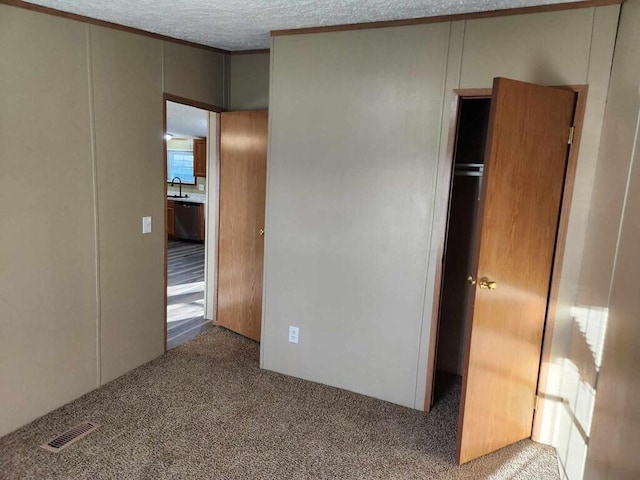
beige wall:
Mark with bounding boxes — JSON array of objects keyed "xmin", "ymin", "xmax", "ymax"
[
  {"xmin": 264, "ymin": 24, "xmax": 450, "ymax": 408},
  {"xmin": 459, "ymin": 9, "xmax": 593, "ymax": 88},
  {"xmin": 91, "ymin": 26, "xmax": 165, "ymax": 383},
  {"xmin": 584, "ymin": 1, "xmax": 640, "ymax": 478},
  {"xmin": 0, "ymin": 4, "xmax": 225, "ymax": 436},
  {"xmin": 533, "ymin": 5, "xmax": 634, "ymax": 480},
  {"xmin": 230, "ymin": 53, "xmax": 270, "ymax": 110},
  {"xmin": 0, "ymin": 6, "xmax": 98, "ymax": 437},
  {"xmin": 263, "ymin": 5, "xmax": 619, "ymax": 451},
  {"xmin": 576, "ymin": 1, "xmax": 640, "ymax": 309},
  {"xmin": 164, "ymin": 42, "xmax": 227, "ymax": 108}
]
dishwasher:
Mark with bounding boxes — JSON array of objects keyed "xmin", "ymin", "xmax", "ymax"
[{"xmin": 173, "ymin": 202, "xmax": 201, "ymax": 241}]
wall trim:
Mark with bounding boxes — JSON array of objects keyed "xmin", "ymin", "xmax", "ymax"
[
  {"xmin": 230, "ymin": 49, "xmax": 271, "ymax": 55},
  {"xmin": 164, "ymin": 93, "xmax": 225, "ymax": 114},
  {"xmin": 3, "ymin": 0, "xmax": 617, "ymax": 52},
  {"xmin": 271, "ymin": 0, "xmax": 622, "ymax": 37},
  {"xmin": 0, "ymin": 0, "xmax": 270, "ymax": 55}
]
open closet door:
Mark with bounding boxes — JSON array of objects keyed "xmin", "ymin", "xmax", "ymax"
[
  {"xmin": 217, "ymin": 110, "xmax": 268, "ymax": 342},
  {"xmin": 457, "ymin": 78, "xmax": 575, "ymax": 464}
]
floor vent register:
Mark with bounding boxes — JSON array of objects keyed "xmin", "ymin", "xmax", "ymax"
[{"xmin": 40, "ymin": 421, "xmax": 100, "ymax": 453}]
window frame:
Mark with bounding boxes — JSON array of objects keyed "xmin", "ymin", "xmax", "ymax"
[{"xmin": 166, "ymin": 148, "xmax": 197, "ymax": 185}]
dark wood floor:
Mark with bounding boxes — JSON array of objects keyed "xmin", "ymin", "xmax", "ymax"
[{"xmin": 167, "ymin": 240, "xmax": 211, "ymax": 349}]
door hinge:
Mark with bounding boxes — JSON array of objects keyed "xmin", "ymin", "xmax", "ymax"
[
  {"xmin": 568, "ymin": 126, "xmax": 575, "ymax": 145},
  {"xmin": 534, "ymin": 395, "xmax": 540, "ymax": 411}
]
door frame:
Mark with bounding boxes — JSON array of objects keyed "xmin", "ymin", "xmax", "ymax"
[
  {"xmin": 423, "ymin": 85, "xmax": 588, "ymax": 440},
  {"xmin": 204, "ymin": 112, "xmax": 221, "ymax": 324},
  {"xmin": 163, "ymin": 93, "xmax": 225, "ymax": 352}
]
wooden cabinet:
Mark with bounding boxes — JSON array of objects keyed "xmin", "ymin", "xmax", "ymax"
[
  {"xmin": 193, "ymin": 138, "xmax": 207, "ymax": 177},
  {"xmin": 167, "ymin": 200, "xmax": 175, "ymax": 238}
]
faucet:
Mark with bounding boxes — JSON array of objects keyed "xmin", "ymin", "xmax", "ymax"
[{"xmin": 170, "ymin": 176, "xmax": 183, "ymax": 198}]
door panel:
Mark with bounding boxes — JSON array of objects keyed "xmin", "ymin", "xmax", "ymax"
[
  {"xmin": 217, "ymin": 111, "xmax": 268, "ymax": 342},
  {"xmin": 457, "ymin": 78, "xmax": 575, "ymax": 464}
]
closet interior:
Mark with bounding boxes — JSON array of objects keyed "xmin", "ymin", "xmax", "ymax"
[{"xmin": 433, "ymin": 97, "xmax": 491, "ymax": 404}]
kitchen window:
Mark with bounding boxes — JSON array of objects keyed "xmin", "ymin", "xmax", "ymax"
[{"xmin": 167, "ymin": 150, "xmax": 196, "ymax": 184}]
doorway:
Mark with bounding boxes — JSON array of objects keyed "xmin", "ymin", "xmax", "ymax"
[
  {"xmin": 428, "ymin": 78, "xmax": 587, "ymax": 464},
  {"xmin": 432, "ymin": 97, "xmax": 491, "ymax": 405},
  {"xmin": 163, "ymin": 102, "xmax": 269, "ymax": 350},
  {"xmin": 164, "ymin": 98, "xmax": 220, "ymax": 350}
]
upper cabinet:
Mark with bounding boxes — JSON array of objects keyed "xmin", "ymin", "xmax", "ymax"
[{"xmin": 193, "ymin": 138, "xmax": 207, "ymax": 177}]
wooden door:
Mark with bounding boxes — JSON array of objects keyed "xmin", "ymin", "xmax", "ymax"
[
  {"xmin": 217, "ymin": 111, "xmax": 268, "ymax": 342},
  {"xmin": 457, "ymin": 78, "xmax": 575, "ymax": 464}
]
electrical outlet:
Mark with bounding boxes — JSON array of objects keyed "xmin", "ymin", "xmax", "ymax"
[
  {"xmin": 288, "ymin": 326, "xmax": 299, "ymax": 344},
  {"xmin": 142, "ymin": 216, "xmax": 152, "ymax": 234},
  {"xmin": 198, "ymin": 184, "xmax": 205, "ymax": 191}
]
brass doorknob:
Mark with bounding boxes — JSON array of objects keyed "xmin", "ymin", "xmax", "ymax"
[
  {"xmin": 478, "ymin": 277, "xmax": 497, "ymax": 290},
  {"xmin": 259, "ymin": 228, "xmax": 265, "ymax": 236},
  {"xmin": 467, "ymin": 276, "xmax": 476, "ymax": 285}
]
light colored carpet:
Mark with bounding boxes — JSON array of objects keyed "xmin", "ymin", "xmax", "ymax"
[{"xmin": 0, "ymin": 327, "xmax": 559, "ymax": 479}]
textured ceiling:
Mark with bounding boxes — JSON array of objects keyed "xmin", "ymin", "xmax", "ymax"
[{"xmin": 27, "ymin": 0, "xmax": 582, "ymax": 51}]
